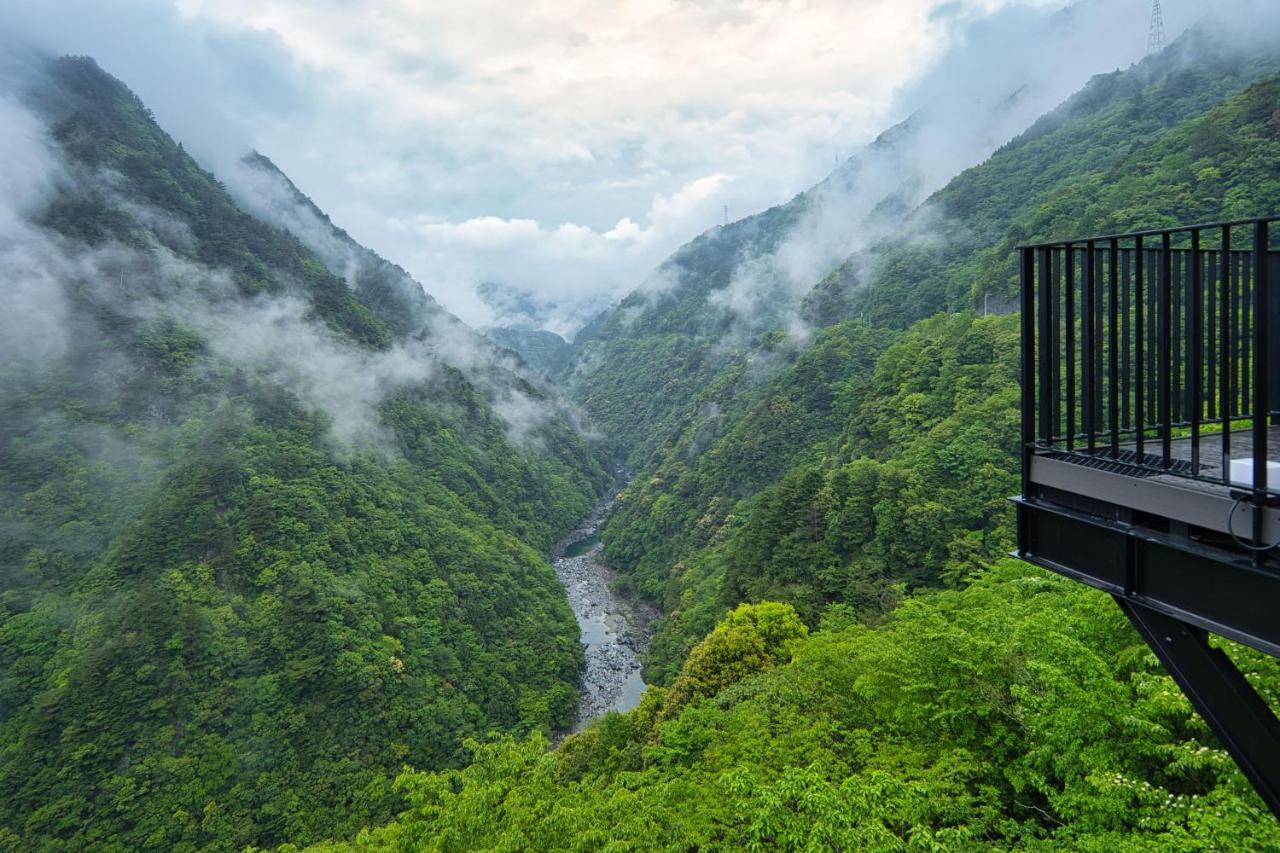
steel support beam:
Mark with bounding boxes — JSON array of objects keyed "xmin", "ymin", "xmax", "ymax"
[{"xmin": 1117, "ymin": 599, "xmax": 1280, "ymax": 820}]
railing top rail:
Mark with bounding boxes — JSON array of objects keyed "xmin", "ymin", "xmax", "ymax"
[{"xmin": 1019, "ymin": 215, "xmax": 1280, "ymax": 251}]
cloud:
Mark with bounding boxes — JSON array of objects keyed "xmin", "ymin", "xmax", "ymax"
[
  {"xmin": 185, "ymin": 294, "xmax": 436, "ymax": 446},
  {"xmin": 0, "ymin": 94, "xmax": 72, "ymax": 365},
  {"xmin": 0, "ymin": 88, "xmax": 565, "ymax": 453},
  {"xmin": 385, "ymin": 171, "xmax": 734, "ymax": 336},
  {"xmin": 0, "ymin": 0, "xmax": 1207, "ymax": 337},
  {"xmin": 675, "ymin": 0, "xmax": 1213, "ymax": 339}
]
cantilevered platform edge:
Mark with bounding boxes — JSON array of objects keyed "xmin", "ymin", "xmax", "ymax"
[
  {"xmin": 1014, "ymin": 495, "xmax": 1280, "ymax": 659},
  {"xmin": 1030, "ymin": 453, "xmax": 1280, "ymax": 541}
]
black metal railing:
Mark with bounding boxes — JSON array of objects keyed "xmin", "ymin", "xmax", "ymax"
[{"xmin": 1020, "ymin": 217, "xmax": 1280, "ymax": 506}]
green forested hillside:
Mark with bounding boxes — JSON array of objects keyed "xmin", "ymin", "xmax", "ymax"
[
  {"xmin": 597, "ymin": 45, "xmax": 1280, "ymax": 682},
  {"xmin": 8, "ymin": 12, "xmax": 1280, "ymax": 850},
  {"xmin": 483, "ymin": 327, "xmax": 575, "ymax": 377},
  {"xmin": 304, "ymin": 567, "xmax": 1280, "ymax": 849},
  {"xmin": 860, "ymin": 26, "xmax": 1280, "ymax": 326},
  {"xmin": 573, "ymin": 22, "xmax": 1280, "ymax": 475},
  {"xmin": 0, "ymin": 57, "xmax": 608, "ymax": 850},
  {"xmin": 611, "ymin": 313, "xmax": 1021, "ymax": 682}
]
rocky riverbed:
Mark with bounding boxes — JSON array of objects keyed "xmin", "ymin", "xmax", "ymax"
[{"xmin": 552, "ymin": 493, "xmax": 659, "ymax": 729}]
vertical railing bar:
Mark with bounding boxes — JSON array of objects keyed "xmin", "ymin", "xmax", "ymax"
[
  {"xmin": 1096, "ymin": 245, "xmax": 1105, "ymax": 438},
  {"xmin": 1038, "ymin": 247, "xmax": 1053, "ymax": 446},
  {"xmin": 1021, "ymin": 248, "xmax": 1035, "ymax": 495},
  {"xmin": 1051, "ymin": 248, "xmax": 1062, "ymax": 440},
  {"xmin": 1161, "ymin": 232, "xmax": 1173, "ymax": 466},
  {"xmin": 1135, "ymin": 236, "xmax": 1145, "ymax": 461},
  {"xmin": 1148, "ymin": 249, "xmax": 1157, "ymax": 420},
  {"xmin": 1066, "ymin": 243, "xmax": 1076, "ymax": 451},
  {"xmin": 1189, "ymin": 229, "xmax": 1202, "ymax": 474},
  {"xmin": 1122, "ymin": 246, "xmax": 1131, "ymax": 431},
  {"xmin": 1221, "ymin": 227, "xmax": 1232, "ymax": 483},
  {"xmin": 1172, "ymin": 249, "xmax": 1183, "ymax": 424},
  {"xmin": 1084, "ymin": 239, "xmax": 1096, "ymax": 452},
  {"xmin": 1208, "ymin": 249, "xmax": 1217, "ymax": 422},
  {"xmin": 1110, "ymin": 238, "xmax": 1121, "ymax": 456},
  {"xmin": 1243, "ymin": 252, "xmax": 1252, "ymax": 415},
  {"xmin": 1233, "ymin": 251, "xmax": 1242, "ymax": 417},
  {"xmin": 1252, "ymin": 221, "xmax": 1270, "ymax": 556}
]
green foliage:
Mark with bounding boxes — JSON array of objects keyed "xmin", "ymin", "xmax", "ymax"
[
  {"xmin": 307, "ymin": 565, "xmax": 1280, "ymax": 850},
  {"xmin": 603, "ymin": 313, "xmax": 1020, "ymax": 681},
  {"xmin": 39, "ymin": 57, "xmax": 398, "ymax": 348},
  {"xmin": 11, "ymin": 35, "xmax": 1280, "ymax": 853},
  {"xmin": 0, "ymin": 370, "xmax": 601, "ymax": 850},
  {"xmin": 572, "ymin": 26, "xmax": 1280, "ymax": 475},
  {"xmin": 663, "ymin": 601, "xmax": 806, "ymax": 715},
  {"xmin": 860, "ymin": 40, "xmax": 1280, "ymax": 326}
]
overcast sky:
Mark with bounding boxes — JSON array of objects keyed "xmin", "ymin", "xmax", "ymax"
[{"xmin": 2, "ymin": 0, "xmax": 1194, "ymax": 335}]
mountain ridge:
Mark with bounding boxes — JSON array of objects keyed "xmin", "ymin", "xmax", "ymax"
[{"xmin": 0, "ymin": 54, "xmax": 610, "ymax": 850}]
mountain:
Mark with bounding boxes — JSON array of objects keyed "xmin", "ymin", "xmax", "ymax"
[
  {"xmin": 594, "ymin": 20, "xmax": 1280, "ymax": 679},
  {"xmin": 304, "ymin": 565, "xmax": 1280, "ymax": 849},
  {"xmin": 549, "ymin": 18, "xmax": 1280, "ymax": 687},
  {"xmin": 8, "ymin": 8, "xmax": 1280, "ymax": 849},
  {"xmin": 0, "ymin": 56, "xmax": 609, "ymax": 850},
  {"xmin": 289, "ymin": 28, "xmax": 1280, "ymax": 849},
  {"xmin": 571, "ymin": 19, "xmax": 1280, "ymax": 471},
  {"xmin": 227, "ymin": 149, "xmax": 453, "ymax": 339},
  {"xmin": 483, "ymin": 327, "xmax": 575, "ymax": 377}
]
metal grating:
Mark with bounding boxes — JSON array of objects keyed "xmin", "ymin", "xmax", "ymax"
[{"xmin": 1045, "ymin": 448, "xmax": 1195, "ymax": 478}]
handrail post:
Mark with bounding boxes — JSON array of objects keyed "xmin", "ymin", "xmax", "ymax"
[
  {"xmin": 1161, "ymin": 232, "xmax": 1173, "ymax": 466},
  {"xmin": 1021, "ymin": 246, "xmax": 1036, "ymax": 496},
  {"xmin": 1110, "ymin": 238, "xmax": 1121, "ymax": 457},
  {"xmin": 1253, "ymin": 222, "xmax": 1269, "ymax": 540},
  {"xmin": 1191, "ymin": 229, "xmax": 1202, "ymax": 473},
  {"xmin": 1084, "ymin": 240, "xmax": 1096, "ymax": 452},
  {"xmin": 1066, "ymin": 244, "xmax": 1076, "ymax": 451},
  {"xmin": 1222, "ymin": 226, "xmax": 1232, "ymax": 482},
  {"xmin": 1038, "ymin": 248, "xmax": 1054, "ymax": 446},
  {"xmin": 1135, "ymin": 237, "xmax": 1145, "ymax": 461}
]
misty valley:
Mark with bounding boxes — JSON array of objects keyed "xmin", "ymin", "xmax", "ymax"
[{"xmin": 4, "ymin": 2, "xmax": 1280, "ymax": 850}]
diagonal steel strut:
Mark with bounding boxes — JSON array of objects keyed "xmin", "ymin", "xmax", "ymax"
[{"xmin": 1117, "ymin": 597, "xmax": 1280, "ymax": 819}]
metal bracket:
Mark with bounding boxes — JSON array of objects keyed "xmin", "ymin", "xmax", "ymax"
[{"xmin": 1117, "ymin": 597, "xmax": 1280, "ymax": 819}]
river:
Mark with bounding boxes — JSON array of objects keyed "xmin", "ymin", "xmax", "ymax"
[{"xmin": 552, "ymin": 491, "xmax": 659, "ymax": 729}]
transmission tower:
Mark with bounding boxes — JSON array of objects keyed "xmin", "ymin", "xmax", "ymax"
[{"xmin": 1147, "ymin": 0, "xmax": 1166, "ymax": 55}]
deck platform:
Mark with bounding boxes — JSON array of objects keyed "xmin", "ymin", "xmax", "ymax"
[
  {"xmin": 1016, "ymin": 218, "xmax": 1280, "ymax": 818},
  {"xmin": 1029, "ymin": 425, "xmax": 1280, "ymax": 543}
]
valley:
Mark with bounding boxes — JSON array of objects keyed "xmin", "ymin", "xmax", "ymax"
[
  {"xmin": 4, "ymin": 3, "xmax": 1280, "ymax": 850},
  {"xmin": 551, "ymin": 488, "xmax": 658, "ymax": 727}
]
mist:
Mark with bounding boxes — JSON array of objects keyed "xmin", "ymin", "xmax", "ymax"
[
  {"xmin": 639, "ymin": 0, "xmax": 1280, "ymax": 345},
  {"xmin": 0, "ymin": 79, "xmax": 570, "ymax": 456},
  {"xmin": 0, "ymin": 0, "xmax": 1204, "ymax": 340},
  {"xmin": 0, "ymin": 93, "xmax": 72, "ymax": 366}
]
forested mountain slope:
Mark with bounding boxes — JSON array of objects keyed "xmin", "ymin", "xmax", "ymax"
[
  {"xmin": 227, "ymin": 150, "xmax": 454, "ymax": 341},
  {"xmin": 592, "ymin": 30, "xmax": 1280, "ymax": 680},
  {"xmin": 0, "ymin": 56, "xmax": 609, "ymax": 851},
  {"xmin": 572, "ymin": 19, "xmax": 1280, "ymax": 473},
  {"xmin": 482, "ymin": 327, "xmax": 574, "ymax": 377},
  {"xmin": 859, "ymin": 23, "xmax": 1280, "ymax": 325}
]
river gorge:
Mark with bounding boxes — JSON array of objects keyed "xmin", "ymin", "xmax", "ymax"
[{"xmin": 552, "ymin": 492, "xmax": 659, "ymax": 728}]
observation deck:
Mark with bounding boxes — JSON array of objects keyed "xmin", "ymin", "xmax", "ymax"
[{"xmin": 1015, "ymin": 216, "xmax": 1280, "ymax": 818}]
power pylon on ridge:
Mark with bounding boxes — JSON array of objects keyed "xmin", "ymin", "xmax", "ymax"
[{"xmin": 1148, "ymin": 0, "xmax": 1166, "ymax": 55}]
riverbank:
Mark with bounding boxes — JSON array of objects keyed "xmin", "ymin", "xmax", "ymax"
[{"xmin": 552, "ymin": 492, "xmax": 659, "ymax": 728}]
